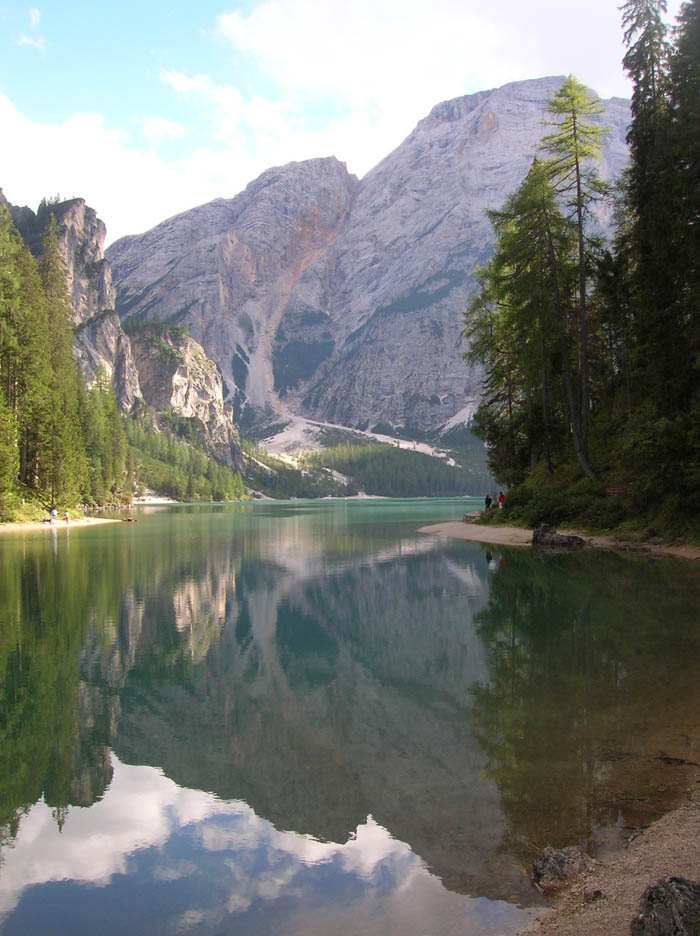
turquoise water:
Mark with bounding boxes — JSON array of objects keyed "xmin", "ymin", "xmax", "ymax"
[{"xmin": 1, "ymin": 498, "xmax": 700, "ymax": 935}]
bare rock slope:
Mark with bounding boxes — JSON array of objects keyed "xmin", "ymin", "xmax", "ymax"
[{"xmin": 107, "ymin": 77, "xmax": 630, "ymax": 434}]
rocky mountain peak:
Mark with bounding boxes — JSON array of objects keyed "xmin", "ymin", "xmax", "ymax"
[{"xmin": 106, "ymin": 77, "xmax": 630, "ymax": 436}]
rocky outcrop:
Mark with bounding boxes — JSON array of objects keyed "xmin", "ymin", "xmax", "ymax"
[
  {"xmin": 109, "ymin": 157, "xmax": 358, "ymax": 421},
  {"xmin": 9, "ymin": 196, "xmax": 143, "ymax": 412},
  {"xmin": 4, "ymin": 192, "xmax": 244, "ymax": 466},
  {"xmin": 107, "ymin": 77, "xmax": 630, "ymax": 435},
  {"xmin": 129, "ymin": 325, "xmax": 243, "ymax": 468}
]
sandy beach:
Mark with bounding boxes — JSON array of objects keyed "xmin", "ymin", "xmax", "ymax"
[
  {"xmin": 0, "ymin": 516, "xmax": 122, "ymax": 534},
  {"xmin": 419, "ymin": 519, "xmax": 700, "ymax": 561}
]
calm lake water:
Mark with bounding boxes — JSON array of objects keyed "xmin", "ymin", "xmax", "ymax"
[{"xmin": 2, "ymin": 498, "xmax": 700, "ymax": 936}]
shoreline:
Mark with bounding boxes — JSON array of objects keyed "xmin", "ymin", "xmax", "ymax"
[
  {"xmin": 422, "ymin": 515, "xmax": 700, "ymax": 934},
  {"xmin": 0, "ymin": 516, "xmax": 123, "ymax": 535},
  {"xmin": 521, "ymin": 783, "xmax": 700, "ymax": 936},
  {"xmin": 418, "ymin": 519, "xmax": 700, "ymax": 561}
]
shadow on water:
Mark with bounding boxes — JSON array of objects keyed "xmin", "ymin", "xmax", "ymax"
[{"xmin": 1, "ymin": 501, "xmax": 700, "ymax": 933}]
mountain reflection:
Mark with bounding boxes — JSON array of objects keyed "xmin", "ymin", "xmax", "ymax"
[
  {"xmin": 4, "ymin": 500, "xmax": 700, "ymax": 933},
  {"xmin": 2, "ymin": 502, "xmax": 535, "ymax": 911},
  {"xmin": 0, "ymin": 756, "xmax": 537, "ymax": 936}
]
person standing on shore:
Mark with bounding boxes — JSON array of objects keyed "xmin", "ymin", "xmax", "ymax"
[
  {"xmin": 484, "ymin": 494, "xmax": 492, "ymax": 511},
  {"xmin": 498, "ymin": 491, "xmax": 505, "ymax": 509},
  {"xmin": 64, "ymin": 510, "xmax": 69, "ymax": 524}
]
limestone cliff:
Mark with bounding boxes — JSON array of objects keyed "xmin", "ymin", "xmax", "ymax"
[
  {"xmin": 107, "ymin": 77, "xmax": 630, "ymax": 434},
  {"xmin": 5, "ymin": 193, "xmax": 244, "ymax": 468},
  {"xmin": 109, "ymin": 157, "xmax": 358, "ymax": 421},
  {"xmin": 10, "ymin": 196, "xmax": 143, "ymax": 412},
  {"xmin": 128, "ymin": 324, "xmax": 243, "ymax": 468}
]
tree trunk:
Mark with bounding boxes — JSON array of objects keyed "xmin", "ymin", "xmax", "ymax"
[{"xmin": 543, "ymin": 202, "xmax": 596, "ymax": 479}]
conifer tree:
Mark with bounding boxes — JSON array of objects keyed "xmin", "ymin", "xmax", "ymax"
[
  {"xmin": 667, "ymin": 0, "xmax": 700, "ymax": 371},
  {"xmin": 541, "ymin": 76, "xmax": 608, "ymax": 459},
  {"xmin": 464, "ymin": 160, "xmax": 589, "ymax": 480},
  {"xmin": 39, "ymin": 214, "xmax": 86, "ymax": 505},
  {"xmin": 14, "ymin": 244, "xmax": 53, "ymax": 489},
  {"xmin": 0, "ymin": 393, "xmax": 17, "ymax": 507}
]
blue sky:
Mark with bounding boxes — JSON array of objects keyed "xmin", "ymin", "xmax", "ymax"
[{"xmin": 0, "ymin": 0, "xmax": 684, "ymax": 245}]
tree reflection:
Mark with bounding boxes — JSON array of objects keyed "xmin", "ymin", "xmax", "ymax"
[{"xmin": 470, "ymin": 548, "xmax": 700, "ymax": 863}]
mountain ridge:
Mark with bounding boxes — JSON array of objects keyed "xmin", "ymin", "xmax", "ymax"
[{"xmin": 106, "ymin": 76, "xmax": 630, "ymax": 436}]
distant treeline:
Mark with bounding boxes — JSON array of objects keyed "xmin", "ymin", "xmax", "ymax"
[
  {"xmin": 464, "ymin": 1, "xmax": 700, "ymax": 536},
  {"xmin": 301, "ymin": 442, "xmax": 485, "ymax": 497}
]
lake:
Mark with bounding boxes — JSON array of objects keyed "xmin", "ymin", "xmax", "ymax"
[{"xmin": 2, "ymin": 498, "xmax": 700, "ymax": 935}]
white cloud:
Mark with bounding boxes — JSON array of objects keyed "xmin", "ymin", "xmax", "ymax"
[
  {"xmin": 2, "ymin": 0, "xmax": 687, "ymax": 245},
  {"xmin": 159, "ymin": 68, "xmax": 216, "ymax": 96},
  {"xmin": 0, "ymin": 755, "xmax": 429, "ymax": 930},
  {"xmin": 18, "ymin": 6, "xmax": 44, "ymax": 50},
  {"xmin": 17, "ymin": 33, "xmax": 44, "ymax": 51},
  {"xmin": 0, "ymin": 92, "xmax": 263, "ymax": 244},
  {"xmin": 142, "ymin": 116, "xmax": 187, "ymax": 143}
]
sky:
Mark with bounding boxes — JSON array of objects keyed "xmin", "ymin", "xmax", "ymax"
[{"xmin": 0, "ymin": 0, "xmax": 685, "ymax": 245}]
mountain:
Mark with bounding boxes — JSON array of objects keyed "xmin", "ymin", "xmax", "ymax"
[
  {"xmin": 107, "ymin": 76, "xmax": 630, "ymax": 435},
  {"xmin": 6, "ymin": 194, "xmax": 243, "ymax": 468}
]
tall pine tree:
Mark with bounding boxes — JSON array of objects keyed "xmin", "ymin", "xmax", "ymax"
[
  {"xmin": 39, "ymin": 214, "xmax": 86, "ymax": 506},
  {"xmin": 541, "ymin": 76, "xmax": 608, "ymax": 461}
]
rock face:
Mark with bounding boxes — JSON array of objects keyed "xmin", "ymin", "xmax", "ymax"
[
  {"xmin": 129, "ymin": 326, "xmax": 243, "ymax": 468},
  {"xmin": 5, "ymin": 193, "xmax": 243, "ymax": 467},
  {"xmin": 107, "ymin": 76, "xmax": 630, "ymax": 434},
  {"xmin": 10, "ymin": 197, "xmax": 143, "ymax": 412}
]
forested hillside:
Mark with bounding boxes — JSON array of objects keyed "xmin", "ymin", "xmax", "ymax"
[
  {"xmin": 464, "ymin": 0, "xmax": 700, "ymax": 537},
  {"xmin": 0, "ymin": 207, "xmax": 246, "ymax": 518}
]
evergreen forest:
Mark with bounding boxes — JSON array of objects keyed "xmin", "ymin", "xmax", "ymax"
[
  {"xmin": 464, "ymin": 0, "xmax": 700, "ymax": 537},
  {"xmin": 0, "ymin": 207, "xmax": 246, "ymax": 518}
]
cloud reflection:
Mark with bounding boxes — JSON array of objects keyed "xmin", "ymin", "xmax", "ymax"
[{"xmin": 0, "ymin": 754, "xmax": 540, "ymax": 935}]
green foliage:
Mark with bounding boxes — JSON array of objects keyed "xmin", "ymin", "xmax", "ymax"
[
  {"xmin": 466, "ymin": 37, "xmax": 700, "ymax": 537},
  {"xmin": 241, "ymin": 440, "xmax": 349, "ymax": 498},
  {"xmin": 0, "ymin": 208, "xmax": 245, "ymax": 515},
  {"xmin": 39, "ymin": 214, "xmax": 87, "ymax": 505},
  {"xmin": 127, "ymin": 415, "xmax": 246, "ymax": 502},
  {"xmin": 301, "ymin": 441, "xmax": 486, "ymax": 497},
  {"xmin": 0, "ymin": 394, "xmax": 18, "ymax": 510},
  {"xmin": 122, "ymin": 316, "xmax": 189, "ymax": 366},
  {"xmin": 464, "ymin": 159, "xmax": 577, "ymax": 484},
  {"xmin": 80, "ymin": 370, "xmax": 131, "ymax": 505}
]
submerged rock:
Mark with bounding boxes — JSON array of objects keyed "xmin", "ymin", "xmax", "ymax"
[
  {"xmin": 532, "ymin": 845, "xmax": 592, "ymax": 890},
  {"xmin": 532, "ymin": 524, "xmax": 585, "ymax": 551},
  {"xmin": 630, "ymin": 876, "xmax": 700, "ymax": 935}
]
